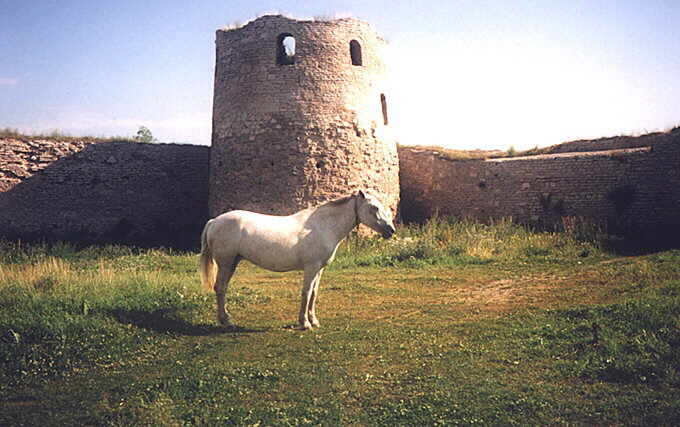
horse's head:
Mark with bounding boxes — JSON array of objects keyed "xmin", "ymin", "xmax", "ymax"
[{"xmin": 355, "ymin": 190, "xmax": 396, "ymax": 239}]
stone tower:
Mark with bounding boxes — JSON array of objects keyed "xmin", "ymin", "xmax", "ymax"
[{"xmin": 209, "ymin": 15, "xmax": 400, "ymax": 217}]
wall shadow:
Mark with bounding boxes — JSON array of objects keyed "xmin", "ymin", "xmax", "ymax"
[
  {"xmin": 0, "ymin": 141, "xmax": 210, "ymax": 250},
  {"xmin": 398, "ymin": 130, "xmax": 680, "ymax": 253}
]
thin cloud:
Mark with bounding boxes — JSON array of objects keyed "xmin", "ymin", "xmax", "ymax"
[{"xmin": 0, "ymin": 77, "xmax": 18, "ymax": 86}]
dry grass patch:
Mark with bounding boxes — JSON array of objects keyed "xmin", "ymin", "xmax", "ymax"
[{"xmin": 399, "ymin": 144, "xmax": 507, "ymax": 160}]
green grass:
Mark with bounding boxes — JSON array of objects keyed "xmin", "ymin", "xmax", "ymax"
[
  {"xmin": 333, "ymin": 217, "xmax": 604, "ymax": 269},
  {"xmin": 2, "ymin": 220, "xmax": 680, "ymax": 425}
]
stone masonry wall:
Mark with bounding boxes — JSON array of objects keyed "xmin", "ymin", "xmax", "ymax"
[
  {"xmin": 399, "ymin": 129, "xmax": 680, "ymax": 240},
  {"xmin": 0, "ymin": 138, "xmax": 209, "ymax": 249},
  {"xmin": 1, "ymin": 128, "xmax": 679, "ymax": 248},
  {"xmin": 210, "ymin": 15, "xmax": 400, "ymax": 217}
]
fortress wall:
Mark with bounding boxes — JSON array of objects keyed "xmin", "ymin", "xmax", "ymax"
[
  {"xmin": 0, "ymin": 138, "xmax": 209, "ymax": 249},
  {"xmin": 210, "ymin": 15, "xmax": 399, "ymax": 217},
  {"xmin": 1, "ymin": 129, "xmax": 678, "ymax": 248},
  {"xmin": 399, "ymin": 130, "xmax": 680, "ymax": 238}
]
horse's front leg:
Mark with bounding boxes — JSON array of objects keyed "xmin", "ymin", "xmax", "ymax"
[
  {"xmin": 299, "ymin": 266, "xmax": 322, "ymax": 330},
  {"xmin": 308, "ymin": 268, "xmax": 325, "ymax": 328}
]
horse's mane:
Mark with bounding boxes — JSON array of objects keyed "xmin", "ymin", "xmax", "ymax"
[{"xmin": 322, "ymin": 194, "xmax": 355, "ymax": 207}]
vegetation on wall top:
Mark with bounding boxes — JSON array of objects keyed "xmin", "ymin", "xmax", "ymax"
[{"xmin": 0, "ymin": 127, "xmax": 140, "ymax": 144}]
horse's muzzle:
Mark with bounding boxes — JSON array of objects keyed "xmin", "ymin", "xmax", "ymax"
[{"xmin": 382, "ymin": 225, "xmax": 396, "ymax": 239}]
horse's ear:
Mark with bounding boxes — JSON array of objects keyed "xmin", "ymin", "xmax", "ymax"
[{"xmin": 357, "ymin": 190, "xmax": 366, "ymax": 199}]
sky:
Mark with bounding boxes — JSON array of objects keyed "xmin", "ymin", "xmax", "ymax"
[{"xmin": 1, "ymin": 0, "xmax": 679, "ymax": 150}]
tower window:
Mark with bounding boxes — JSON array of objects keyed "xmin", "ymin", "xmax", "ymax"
[
  {"xmin": 380, "ymin": 94, "xmax": 388, "ymax": 125},
  {"xmin": 277, "ymin": 33, "xmax": 296, "ymax": 65},
  {"xmin": 350, "ymin": 40, "xmax": 362, "ymax": 66}
]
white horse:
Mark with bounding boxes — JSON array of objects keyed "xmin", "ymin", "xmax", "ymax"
[{"xmin": 200, "ymin": 190, "xmax": 396, "ymax": 330}]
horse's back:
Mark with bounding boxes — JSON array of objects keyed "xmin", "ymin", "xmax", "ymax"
[
  {"xmin": 208, "ymin": 210, "xmax": 307, "ymax": 271},
  {"xmin": 217, "ymin": 210, "xmax": 304, "ymax": 238}
]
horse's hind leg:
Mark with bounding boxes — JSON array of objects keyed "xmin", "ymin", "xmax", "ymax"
[{"xmin": 215, "ymin": 256, "xmax": 240, "ymax": 327}]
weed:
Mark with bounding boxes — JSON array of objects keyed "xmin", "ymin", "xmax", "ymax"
[
  {"xmin": 564, "ymin": 297, "xmax": 680, "ymax": 385},
  {"xmin": 333, "ymin": 216, "xmax": 604, "ymax": 269}
]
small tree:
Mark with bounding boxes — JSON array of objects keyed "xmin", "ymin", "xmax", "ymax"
[{"xmin": 135, "ymin": 126, "xmax": 157, "ymax": 143}]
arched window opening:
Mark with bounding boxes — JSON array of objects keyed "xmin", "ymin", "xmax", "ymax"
[
  {"xmin": 277, "ymin": 33, "xmax": 296, "ymax": 65},
  {"xmin": 380, "ymin": 93, "xmax": 389, "ymax": 125},
  {"xmin": 350, "ymin": 40, "xmax": 362, "ymax": 66}
]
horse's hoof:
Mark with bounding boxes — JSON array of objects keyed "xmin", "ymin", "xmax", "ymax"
[
  {"xmin": 218, "ymin": 319, "xmax": 234, "ymax": 328},
  {"xmin": 299, "ymin": 322, "xmax": 313, "ymax": 331}
]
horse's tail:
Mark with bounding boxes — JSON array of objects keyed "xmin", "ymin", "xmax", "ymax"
[{"xmin": 199, "ymin": 220, "xmax": 217, "ymax": 292}]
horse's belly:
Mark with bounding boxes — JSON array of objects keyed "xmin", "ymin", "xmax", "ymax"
[
  {"xmin": 239, "ymin": 236, "xmax": 302, "ymax": 272},
  {"xmin": 249, "ymin": 253, "xmax": 301, "ymax": 272}
]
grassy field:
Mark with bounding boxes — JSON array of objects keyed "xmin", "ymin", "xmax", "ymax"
[{"xmin": 2, "ymin": 218, "xmax": 679, "ymax": 425}]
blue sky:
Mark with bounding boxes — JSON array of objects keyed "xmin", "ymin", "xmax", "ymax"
[{"xmin": 1, "ymin": 0, "xmax": 679, "ymax": 150}]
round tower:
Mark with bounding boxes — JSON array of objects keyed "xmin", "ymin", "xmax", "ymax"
[{"xmin": 209, "ymin": 15, "xmax": 400, "ymax": 217}]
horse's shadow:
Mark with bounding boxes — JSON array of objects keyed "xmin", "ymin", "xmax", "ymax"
[{"xmin": 105, "ymin": 309, "xmax": 267, "ymax": 336}]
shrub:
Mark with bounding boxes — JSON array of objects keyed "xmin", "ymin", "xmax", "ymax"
[{"xmin": 135, "ymin": 126, "xmax": 158, "ymax": 143}]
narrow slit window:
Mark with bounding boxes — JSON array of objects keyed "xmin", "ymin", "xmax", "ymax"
[
  {"xmin": 380, "ymin": 94, "xmax": 388, "ymax": 125},
  {"xmin": 277, "ymin": 33, "xmax": 296, "ymax": 65},
  {"xmin": 350, "ymin": 40, "xmax": 362, "ymax": 66}
]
